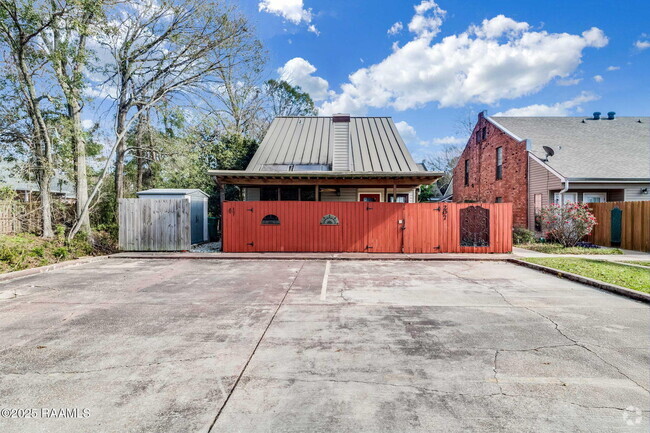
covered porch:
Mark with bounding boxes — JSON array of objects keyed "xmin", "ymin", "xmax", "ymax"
[{"xmin": 209, "ymin": 170, "xmax": 442, "ymax": 204}]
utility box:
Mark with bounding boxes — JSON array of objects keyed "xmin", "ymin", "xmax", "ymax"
[{"xmin": 136, "ymin": 189, "xmax": 209, "ymax": 244}]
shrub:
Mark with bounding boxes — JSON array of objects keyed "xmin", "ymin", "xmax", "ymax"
[
  {"xmin": 91, "ymin": 230, "xmax": 118, "ymax": 255},
  {"xmin": 513, "ymin": 227, "xmax": 535, "ymax": 245},
  {"xmin": 30, "ymin": 246, "xmax": 45, "ymax": 258},
  {"xmin": 540, "ymin": 203, "xmax": 597, "ymax": 247},
  {"xmin": 52, "ymin": 247, "xmax": 69, "ymax": 260}
]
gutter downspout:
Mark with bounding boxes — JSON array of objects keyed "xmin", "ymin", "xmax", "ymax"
[{"xmin": 559, "ymin": 179, "xmax": 569, "ymax": 204}]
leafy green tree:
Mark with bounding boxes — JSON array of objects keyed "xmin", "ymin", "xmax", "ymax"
[{"xmin": 265, "ymin": 79, "xmax": 317, "ymax": 117}]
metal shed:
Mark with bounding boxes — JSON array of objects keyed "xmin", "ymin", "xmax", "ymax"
[{"xmin": 136, "ymin": 189, "xmax": 209, "ymax": 244}]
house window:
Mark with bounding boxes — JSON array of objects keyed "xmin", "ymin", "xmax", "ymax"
[
  {"xmin": 495, "ymin": 197, "xmax": 503, "ymax": 203},
  {"xmin": 260, "ymin": 187, "xmax": 279, "ymax": 201},
  {"xmin": 280, "ymin": 186, "xmax": 299, "ymax": 201},
  {"xmin": 320, "ymin": 214, "xmax": 339, "ymax": 225},
  {"xmin": 583, "ymin": 192, "xmax": 607, "ymax": 203},
  {"xmin": 553, "ymin": 192, "xmax": 578, "ymax": 205},
  {"xmin": 464, "ymin": 159, "xmax": 470, "ymax": 186},
  {"xmin": 496, "ymin": 147, "xmax": 503, "ymax": 180},
  {"xmin": 261, "ymin": 214, "xmax": 280, "ymax": 225},
  {"xmin": 388, "ymin": 194, "xmax": 409, "ymax": 203},
  {"xmin": 300, "ymin": 187, "xmax": 315, "ymax": 201},
  {"xmin": 476, "ymin": 126, "xmax": 487, "ymax": 142}
]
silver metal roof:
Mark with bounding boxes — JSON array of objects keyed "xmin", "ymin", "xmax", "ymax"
[
  {"xmin": 137, "ymin": 188, "xmax": 209, "ymax": 197},
  {"xmin": 0, "ymin": 161, "xmax": 75, "ymax": 198},
  {"xmin": 246, "ymin": 116, "xmax": 421, "ymax": 173},
  {"xmin": 489, "ymin": 116, "xmax": 650, "ymax": 180}
]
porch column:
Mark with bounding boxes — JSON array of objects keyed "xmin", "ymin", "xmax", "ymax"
[
  {"xmin": 315, "ymin": 185, "xmax": 319, "ymax": 201},
  {"xmin": 217, "ymin": 181, "xmax": 225, "ymax": 244},
  {"xmin": 392, "ymin": 183, "xmax": 397, "ymax": 202}
]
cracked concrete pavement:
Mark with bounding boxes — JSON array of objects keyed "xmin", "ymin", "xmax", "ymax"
[{"xmin": 0, "ymin": 258, "xmax": 648, "ymax": 432}]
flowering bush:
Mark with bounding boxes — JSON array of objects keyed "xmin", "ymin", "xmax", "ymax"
[{"xmin": 540, "ymin": 202, "xmax": 597, "ymax": 247}]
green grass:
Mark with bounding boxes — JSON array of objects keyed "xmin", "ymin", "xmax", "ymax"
[
  {"xmin": 517, "ymin": 243, "xmax": 623, "ymax": 255},
  {"xmin": 522, "ymin": 258, "xmax": 650, "ymax": 293},
  {"xmin": 0, "ymin": 232, "xmax": 115, "ymax": 274},
  {"xmin": 618, "ymin": 261, "xmax": 650, "ymax": 268}
]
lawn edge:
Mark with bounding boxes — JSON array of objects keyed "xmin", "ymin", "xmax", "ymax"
[
  {"xmin": 0, "ymin": 255, "xmax": 109, "ymax": 282},
  {"xmin": 508, "ymin": 258, "xmax": 650, "ymax": 304}
]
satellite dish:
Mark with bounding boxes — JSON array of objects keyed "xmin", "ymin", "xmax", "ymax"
[{"xmin": 542, "ymin": 145, "xmax": 555, "ymax": 161}]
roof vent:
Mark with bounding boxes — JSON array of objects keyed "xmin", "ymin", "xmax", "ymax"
[
  {"xmin": 592, "ymin": 112, "xmax": 601, "ymax": 120},
  {"xmin": 607, "ymin": 111, "xmax": 616, "ymax": 120},
  {"xmin": 332, "ymin": 113, "xmax": 350, "ymax": 123},
  {"xmin": 331, "ymin": 114, "xmax": 350, "ymax": 171}
]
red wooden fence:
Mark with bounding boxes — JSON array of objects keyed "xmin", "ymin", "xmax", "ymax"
[{"xmin": 223, "ymin": 202, "xmax": 512, "ymax": 254}]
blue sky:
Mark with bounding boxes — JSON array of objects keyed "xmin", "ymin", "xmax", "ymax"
[{"xmin": 238, "ymin": 0, "xmax": 650, "ymax": 161}]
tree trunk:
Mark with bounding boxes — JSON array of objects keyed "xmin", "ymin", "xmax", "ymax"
[
  {"xmin": 135, "ymin": 105, "xmax": 147, "ymax": 191},
  {"xmin": 38, "ymin": 170, "xmax": 54, "ymax": 237},
  {"xmin": 69, "ymin": 98, "xmax": 91, "ymax": 234},
  {"xmin": 17, "ymin": 52, "xmax": 54, "ymax": 238},
  {"xmin": 114, "ymin": 106, "xmax": 127, "ymax": 212}
]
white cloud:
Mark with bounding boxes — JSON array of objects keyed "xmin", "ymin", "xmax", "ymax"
[
  {"xmin": 428, "ymin": 136, "xmax": 465, "ymax": 145},
  {"xmin": 408, "ymin": 1, "xmax": 446, "ymax": 38},
  {"xmin": 593, "ymin": 74, "xmax": 604, "ymax": 82},
  {"xmin": 557, "ymin": 77, "xmax": 582, "ymax": 86},
  {"xmin": 387, "ymin": 21, "xmax": 403, "ymax": 36},
  {"xmin": 635, "ymin": 40, "xmax": 650, "ymax": 50},
  {"xmin": 320, "ymin": 7, "xmax": 608, "ymax": 115},
  {"xmin": 395, "ymin": 121, "xmax": 464, "ymax": 150},
  {"xmin": 494, "ymin": 91, "xmax": 599, "ymax": 116},
  {"xmin": 606, "ymin": 65, "xmax": 620, "ymax": 71},
  {"xmin": 81, "ymin": 119, "xmax": 95, "ymax": 129},
  {"xmin": 258, "ymin": 0, "xmax": 312, "ymax": 24},
  {"xmin": 307, "ymin": 24, "xmax": 319, "ymax": 36},
  {"xmin": 277, "ymin": 57, "xmax": 330, "ymax": 101},
  {"xmin": 395, "ymin": 121, "xmax": 417, "ymax": 143},
  {"xmin": 469, "ymin": 15, "xmax": 529, "ymax": 38}
]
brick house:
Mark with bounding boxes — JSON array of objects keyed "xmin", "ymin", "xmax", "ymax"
[{"xmin": 453, "ymin": 112, "xmax": 650, "ymax": 231}]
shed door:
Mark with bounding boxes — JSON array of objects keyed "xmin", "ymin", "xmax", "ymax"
[{"xmin": 190, "ymin": 199, "xmax": 204, "ymax": 244}]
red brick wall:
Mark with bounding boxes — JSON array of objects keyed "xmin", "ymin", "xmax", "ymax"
[{"xmin": 452, "ymin": 113, "xmax": 529, "ymax": 227}]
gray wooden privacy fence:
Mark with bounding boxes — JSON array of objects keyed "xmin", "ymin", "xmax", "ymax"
[{"xmin": 118, "ymin": 198, "xmax": 191, "ymax": 251}]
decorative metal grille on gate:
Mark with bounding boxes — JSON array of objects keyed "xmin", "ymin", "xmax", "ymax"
[{"xmin": 460, "ymin": 206, "xmax": 490, "ymax": 247}]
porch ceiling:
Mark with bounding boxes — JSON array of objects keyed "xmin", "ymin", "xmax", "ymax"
[{"xmin": 209, "ymin": 170, "xmax": 442, "ymax": 187}]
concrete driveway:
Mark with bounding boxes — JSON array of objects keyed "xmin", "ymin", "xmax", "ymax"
[{"xmin": 0, "ymin": 259, "xmax": 648, "ymax": 432}]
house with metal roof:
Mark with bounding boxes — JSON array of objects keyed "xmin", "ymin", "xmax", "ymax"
[
  {"xmin": 0, "ymin": 160, "xmax": 75, "ymax": 201},
  {"xmin": 210, "ymin": 114, "xmax": 441, "ymax": 203},
  {"xmin": 452, "ymin": 111, "xmax": 650, "ymax": 230}
]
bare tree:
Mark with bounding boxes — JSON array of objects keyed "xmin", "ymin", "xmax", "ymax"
[
  {"xmin": 94, "ymin": 0, "xmax": 262, "ymax": 208},
  {"xmin": 425, "ymin": 144, "xmax": 461, "ymax": 194},
  {"xmin": 455, "ymin": 108, "xmax": 478, "ymax": 139},
  {"xmin": 40, "ymin": 0, "xmax": 103, "ymax": 235},
  {"xmin": 0, "ymin": 0, "xmax": 69, "ymax": 237},
  {"xmin": 68, "ymin": 0, "xmax": 262, "ymax": 237},
  {"xmin": 211, "ymin": 51, "xmax": 267, "ymax": 141}
]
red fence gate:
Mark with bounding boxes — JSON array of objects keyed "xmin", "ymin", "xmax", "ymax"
[{"xmin": 222, "ymin": 202, "xmax": 512, "ymax": 253}]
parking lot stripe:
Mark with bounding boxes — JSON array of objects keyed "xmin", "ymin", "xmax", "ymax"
[
  {"xmin": 320, "ymin": 260, "xmax": 331, "ymax": 301},
  {"xmin": 207, "ymin": 262, "xmax": 306, "ymax": 433}
]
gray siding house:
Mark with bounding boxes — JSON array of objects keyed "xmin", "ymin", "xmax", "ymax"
[
  {"xmin": 491, "ymin": 114, "xmax": 649, "ymax": 230},
  {"xmin": 210, "ymin": 114, "xmax": 440, "ymax": 203}
]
